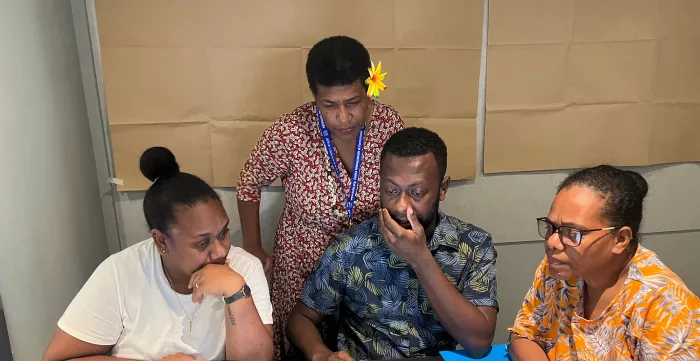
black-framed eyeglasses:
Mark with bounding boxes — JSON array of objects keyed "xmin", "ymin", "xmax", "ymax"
[{"xmin": 537, "ymin": 217, "xmax": 622, "ymax": 247}]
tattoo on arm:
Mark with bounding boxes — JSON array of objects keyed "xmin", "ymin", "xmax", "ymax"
[{"xmin": 227, "ymin": 305, "xmax": 236, "ymax": 326}]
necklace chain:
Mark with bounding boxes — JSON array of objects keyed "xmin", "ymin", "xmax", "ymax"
[{"xmin": 162, "ymin": 259, "xmax": 201, "ymax": 332}]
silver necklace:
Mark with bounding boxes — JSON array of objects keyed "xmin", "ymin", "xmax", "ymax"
[{"xmin": 162, "ymin": 260, "xmax": 201, "ymax": 332}]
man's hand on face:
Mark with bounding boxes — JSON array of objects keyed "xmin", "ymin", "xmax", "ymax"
[{"xmin": 379, "ymin": 207, "xmax": 432, "ymax": 267}]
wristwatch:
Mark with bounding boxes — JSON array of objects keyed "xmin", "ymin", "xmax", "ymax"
[{"xmin": 224, "ymin": 284, "xmax": 251, "ymax": 304}]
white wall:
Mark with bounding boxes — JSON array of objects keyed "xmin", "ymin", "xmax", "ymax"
[
  {"xmin": 99, "ymin": 0, "xmax": 700, "ymax": 345},
  {"xmin": 0, "ymin": 1, "xmax": 109, "ymax": 360}
]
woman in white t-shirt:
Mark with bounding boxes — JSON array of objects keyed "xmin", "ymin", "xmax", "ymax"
[{"xmin": 42, "ymin": 147, "xmax": 274, "ymax": 361}]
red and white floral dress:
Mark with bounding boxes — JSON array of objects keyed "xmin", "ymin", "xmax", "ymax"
[{"xmin": 237, "ymin": 101, "xmax": 404, "ymax": 360}]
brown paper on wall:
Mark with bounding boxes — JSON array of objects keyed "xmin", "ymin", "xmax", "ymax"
[
  {"xmin": 101, "ymin": 47, "xmax": 209, "ymax": 125},
  {"xmin": 96, "ymin": 0, "xmax": 483, "ymax": 189},
  {"xmin": 485, "ymin": 0, "xmax": 700, "ymax": 173},
  {"xmin": 404, "ymin": 118, "xmax": 477, "ymax": 180},
  {"xmin": 393, "ymin": 49, "xmax": 482, "ymax": 119},
  {"xmin": 649, "ymin": 103, "xmax": 700, "ymax": 164},
  {"xmin": 485, "ymin": 105, "xmax": 652, "ymax": 172},
  {"xmin": 204, "ymin": 48, "xmax": 303, "ymax": 121},
  {"xmin": 210, "ymin": 120, "xmax": 281, "ymax": 188},
  {"xmin": 111, "ymin": 123, "xmax": 213, "ymax": 191}
]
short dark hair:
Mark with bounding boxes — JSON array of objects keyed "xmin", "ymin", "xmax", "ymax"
[
  {"xmin": 380, "ymin": 127, "xmax": 448, "ymax": 180},
  {"xmin": 140, "ymin": 147, "xmax": 220, "ymax": 233},
  {"xmin": 305, "ymin": 35, "xmax": 371, "ymax": 95},
  {"xmin": 558, "ymin": 165, "xmax": 649, "ymax": 246}
]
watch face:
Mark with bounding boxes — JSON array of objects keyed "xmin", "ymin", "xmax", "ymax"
[{"xmin": 243, "ymin": 284, "xmax": 251, "ymax": 296}]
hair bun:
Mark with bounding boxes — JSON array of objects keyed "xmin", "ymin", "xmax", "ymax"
[
  {"xmin": 139, "ymin": 147, "xmax": 180, "ymax": 182},
  {"xmin": 625, "ymin": 170, "xmax": 649, "ymax": 199}
]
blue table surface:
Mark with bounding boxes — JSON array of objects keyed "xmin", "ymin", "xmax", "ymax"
[{"xmin": 439, "ymin": 344, "xmax": 509, "ymax": 361}]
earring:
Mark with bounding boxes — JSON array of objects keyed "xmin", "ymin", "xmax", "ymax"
[{"xmin": 152, "ymin": 234, "xmax": 162, "ymax": 253}]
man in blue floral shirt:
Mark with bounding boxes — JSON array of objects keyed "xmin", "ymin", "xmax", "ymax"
[{"xmin": 287, "ymin": 127, "xmax": 499, "ymax": 361}]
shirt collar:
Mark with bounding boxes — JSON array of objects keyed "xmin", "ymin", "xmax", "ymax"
[{"xmin": 426, "ymin": 210, "xmax": 462, "ymax": 251}]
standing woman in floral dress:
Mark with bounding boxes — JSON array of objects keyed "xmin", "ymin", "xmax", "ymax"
[{"xmin": 236, "ymin": 35, "xmax": 404, "ymax": 360}]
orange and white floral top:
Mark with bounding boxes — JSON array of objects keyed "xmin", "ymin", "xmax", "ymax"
[{"xmin": 509, "ymin": 246, "xmax": 700, "ymax": 361}]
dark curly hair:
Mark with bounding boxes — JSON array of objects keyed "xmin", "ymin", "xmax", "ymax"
[
  {"xmin": 558, "ymin": 165, "xmax": 648, "ymax": 246},
  {"xmin": 381, "ymin": 127, "xmax": 448, "ymax": 180},
  {"xmin": 140, "ymin": 147, "xmax": 220, "ymax": 233},
  {"xmin": 305, "ymin": 35, "xmax": 371, "ymax": 95}
]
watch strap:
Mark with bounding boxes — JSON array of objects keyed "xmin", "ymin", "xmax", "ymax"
[{"xmin": 224, "ymin": 284, "xmax": 251, "ymax": 304}]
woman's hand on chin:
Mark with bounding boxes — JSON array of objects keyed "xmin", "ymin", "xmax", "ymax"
[{"xmin": 188, "ymin": 258, "xmax": 245, "ymax": 303}]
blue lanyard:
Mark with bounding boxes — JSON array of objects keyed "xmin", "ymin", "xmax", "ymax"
[{"xmin": 317, "ymin": 108, "xmax": 365, "ymax": 220}]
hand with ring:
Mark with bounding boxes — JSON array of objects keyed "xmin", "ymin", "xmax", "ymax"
[{"xmin": 188, "ymin": 258, "xmax": 245, "ymax": 304}]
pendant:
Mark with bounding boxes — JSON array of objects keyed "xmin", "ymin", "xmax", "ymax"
[{"xmin": 188, "ymin": 320, "xmax": 192, "ymax": 332}]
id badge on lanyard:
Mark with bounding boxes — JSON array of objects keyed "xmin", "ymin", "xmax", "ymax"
[{"xmin": 317, "ymin": 108, "xmax": 365, "ymax": 220}]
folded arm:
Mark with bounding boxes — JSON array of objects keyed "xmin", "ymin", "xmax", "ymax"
[
  {"xmin": 221, "ymin": 256, "xmax": 275, "ymax": 361},
  {"xmin": 287, "ymin": 302, "xmax": 338, "ymax": 361},
  {"xmin": 413, "ymin": 256, "xmax": 497, "ymax": 358},
  {"xmin": 286, "ymin": 235, "xmax": 350, "ymax": 361},
  {"xmin": 42, "ymin": 329, "xmax": 130, "ymax": 361},
  {"xmin": 223, "ymin": 297, "xmax": 273, "ymax": 361},
  {"xmin": 507, "ymin": 258, "xmax": 551, "ymax": 361},
  {"xmin": 507, "ymin": 337, "xmax": 549, "ymax": 361}
]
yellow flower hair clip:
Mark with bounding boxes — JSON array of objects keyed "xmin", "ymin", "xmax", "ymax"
[{"xmin": 365, "ymin": 60, "xmax": 387, "ymax": 98}]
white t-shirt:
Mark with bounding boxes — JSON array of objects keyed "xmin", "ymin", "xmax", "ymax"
[{"xmin": 58, "ymin": 239, "xmax": 273, "ymax": 361}]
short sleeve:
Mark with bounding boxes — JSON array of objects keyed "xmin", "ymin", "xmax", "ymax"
[
  {"xmin": 636, "ymin": 286, "xmax": 700, "ymax": 360},
  {"xmin": 57, "ymin": 257, "xmax": 123, "ymax": 345},
  {"xmin": 375, "ymin": 103, "xmax": 405, "ymax": 140},
  {"xmin": 236, "ymin": 117, "xmax": 292, "ymax": 202},
  {"xmin": 300, "ymin": 236, "xmax": 348, "ymax": 315},
  {"xmin": 229, "ymin": 249, "xmax": 273, "ymax": 324},
  {"xmin": 386, "ymin": 106, "xmax": 405, "ymax": 134},
  {"xmin": 459, "ymin": 231, "xmax": 499, "ymax": 310},
  {"xmin": 507, "ymin": 257, "xmax": 549, "ymax": 350}
]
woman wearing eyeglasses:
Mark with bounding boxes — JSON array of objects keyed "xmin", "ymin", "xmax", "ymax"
[{"xmin": 508, "ymin": 165, "xmax": 699, "ymax": 361}]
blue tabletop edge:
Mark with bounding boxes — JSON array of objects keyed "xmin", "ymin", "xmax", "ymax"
[{"xmin": 439, "ymin": 343, "xmax": 509, "ymax": 361}]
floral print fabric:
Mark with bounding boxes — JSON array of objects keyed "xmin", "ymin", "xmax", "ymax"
[{"xmin": 509, "ymin": 246, "xmax": 700, "ymax": 361}]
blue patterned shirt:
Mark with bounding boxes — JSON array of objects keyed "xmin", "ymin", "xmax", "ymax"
[{"xmin": 300, "ymin": 211, "xmax": 498, "ymax": 360}]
